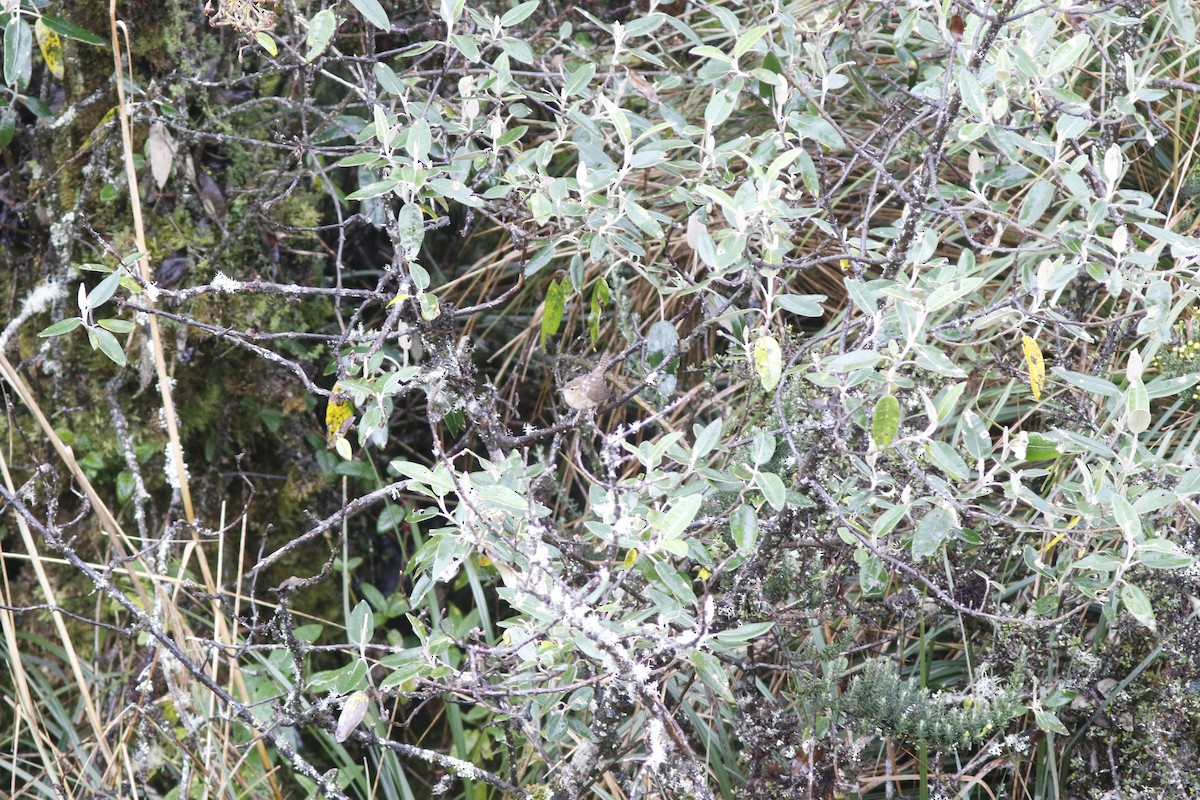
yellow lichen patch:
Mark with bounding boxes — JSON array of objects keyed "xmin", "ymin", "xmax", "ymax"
[{"xmin": 325, "ymin": 385, "xmax": 353, "ymax": 447}]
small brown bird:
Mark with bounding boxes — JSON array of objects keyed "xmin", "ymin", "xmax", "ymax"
[{"xmin": 561, "ymin": 365, "xmax": 612, "ymax": 411}]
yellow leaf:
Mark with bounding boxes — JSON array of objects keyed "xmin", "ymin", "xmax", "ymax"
[
  {"xmin": 752, "ymin": 335, "xmax": 782, "ymax": 392},
  {"xmin": 255, "ymin": 31, "xmax": 278, "ymax": 57},
  {"xmin": 622, "ymin": 548, "xmax": 638, "ymax": 569},
  {"xmin": 325, "ymin": 385, "xmax": 353, "ymax": 446},
  {"xmin": 1022, "ymin": 335, "xmax": 1045, "ymax": 400},
  {"xmin": 35, "ymin": 19, "xmax": 64, "ymax": 81}
]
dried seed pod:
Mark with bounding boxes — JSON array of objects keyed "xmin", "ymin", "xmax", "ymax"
[{"xmin": 336, "ymin": 690, "xmax": 371, "ymax": 743}]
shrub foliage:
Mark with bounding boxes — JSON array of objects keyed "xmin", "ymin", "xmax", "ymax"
[{"xmin": 3, "ymin": 0, "xmax": 1200, "ymax": 798}]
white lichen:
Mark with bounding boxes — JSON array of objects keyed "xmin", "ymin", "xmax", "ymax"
[
  {"xmin": 212, "ymin": 272, "xmax": 242, "ymax": 293},
  {"xmin": 0, "ymin": 281, "xmax": 66, "ymax": 351},
  {"xmin": 163, "ymin": 445, "xmax": 190, "ymax": 490},
  {"xmin": 25, "ymin": 281, "xmax": 65, "ymax": 314},
  {"xmin": 644, "ymin": 717, "xmax": 668, "ymax": 772}
]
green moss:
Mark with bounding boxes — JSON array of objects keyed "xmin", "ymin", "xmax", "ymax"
[{"xmin": 271, "ymin": 191, "xmax": 325, "ymax": 230}]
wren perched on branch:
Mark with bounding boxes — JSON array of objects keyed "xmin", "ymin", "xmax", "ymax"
[{"xmin": 560, "ymin": 365, "xmax": 613, "ymax": 410}]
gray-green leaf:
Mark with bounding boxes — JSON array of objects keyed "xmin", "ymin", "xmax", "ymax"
[
  {"xmin": 305, "ymin": 9, "xmax": 338, "ymax": 62},
  {"xmin": 1119, "ymin": 583, "xmax": 1155, "ymax": 629},
  {"xmin": 347, "ymin": 0, "xmax": 390, "ymax": 30},
  {"xmin": 3, "ymin": 19, "xmax": 33, "ymax": 88},
  {"xmin": 911, "ymin": 506, "xmax": 953, "ymax": 560},
  {"xmin": 88, "ymin": 327, "xmax": 127, "ymax": 367},
  {"xmin": 348, "ymin": 599, "xmax": 375, "ymax": 646}
]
